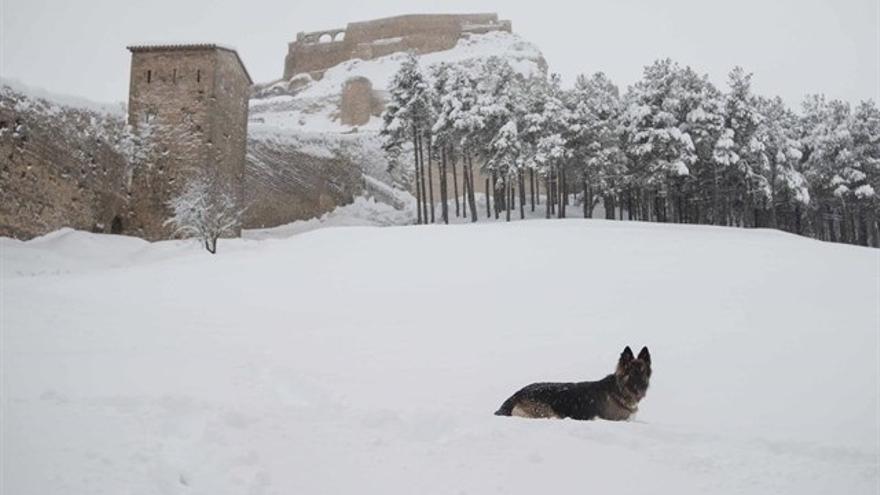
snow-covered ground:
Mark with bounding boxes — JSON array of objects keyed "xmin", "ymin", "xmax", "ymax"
[{"xmin": 2, "ymin": 220, "xmax": 878, "ymax": 494}]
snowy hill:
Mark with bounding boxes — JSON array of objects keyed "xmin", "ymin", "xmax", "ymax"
[
  {"xmin": 250, "ymin": 31, "xmax": 546, "ymax": 134},
  {"xmin": 2, "ymin": 221, "xmax": 878, "ymax": 494},
  {"xmin": 244, "ymin": 30, "xmax": 546, "ymax": 227}
]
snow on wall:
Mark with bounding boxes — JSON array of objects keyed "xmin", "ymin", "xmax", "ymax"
[{"xmin": 1, "ymin": 77, "xmax": 126, "ymax": 117}]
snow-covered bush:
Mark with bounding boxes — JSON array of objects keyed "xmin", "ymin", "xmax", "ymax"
[{"xmin": 164, "ymin": 171, "xmax": 244, "ymax": 254}]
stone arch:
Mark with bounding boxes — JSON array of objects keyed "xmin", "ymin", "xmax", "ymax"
[
  {"xmin": 110, "ymin": 216, "xmax": 124, "ymax": 234},
  {"xmin": 318, "ymin": 33, "xmax": 333, "ymax": 43},
  {"xmin": 333, "ymin": 31, "xmax": 346, "ymax": 42}
]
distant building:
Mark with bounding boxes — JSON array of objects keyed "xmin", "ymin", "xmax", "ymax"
[
  {"xmin": 283, "ymin": 13, "xmax": 512, "ymax": 80},
  {"xmin": 125, "ymin": 44, "xmax": 252, "ymax": 240}
]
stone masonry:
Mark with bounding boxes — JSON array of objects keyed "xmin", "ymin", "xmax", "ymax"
[
  {"xmin": 126, "ymin": 44, "xmax": 252, "ymax": 240},
  {"xmin": 0, "ymin": 88, "xmax": 128, "ymax": 239},
  {"xmin": 339, "ymin": 77, "xmax": 383, "ymax": 126}
]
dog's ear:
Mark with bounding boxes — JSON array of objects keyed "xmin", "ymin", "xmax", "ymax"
[
  {"xmin": 619, "ymin": 346, "xmax": 634, "ymax": 365},
  {"xmin": 638, "ymin": 346, "xmax": 651, "ymax": 365}
]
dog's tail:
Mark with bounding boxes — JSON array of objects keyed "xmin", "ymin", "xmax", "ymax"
[{"xmin": 494, "ymin": 396, "xmax": 517, "ymax": 416}]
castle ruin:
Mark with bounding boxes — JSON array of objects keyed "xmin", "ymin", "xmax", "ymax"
[
  {"xmin": 0, "ymin": 14, "xmax": 522, "ymax": 240},
  {"xmin": 125, "ymin": 44, "xmax": 252, "ymax": 240},
  {"xmin": 283, "ymin": 13, "xmax": 512, "ymax": 80}
]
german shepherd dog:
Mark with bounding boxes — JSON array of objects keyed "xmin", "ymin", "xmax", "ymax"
[{"xmin": 495, "ymin": 346, "xmax": 651, "ymax": 421}]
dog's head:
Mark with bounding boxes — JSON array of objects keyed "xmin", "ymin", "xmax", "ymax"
[{"xmin": 615, "ymin": 346, "xmax": 652, "ymax": 400}]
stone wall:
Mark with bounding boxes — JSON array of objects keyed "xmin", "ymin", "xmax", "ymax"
[
  {"xmin": 126, "ymin": 45, "xmax": 251, "ymax": 240},
  {"xmin": 283, "ymin": 13, "xmax": 512, "ymax": 79},
  {"xmin": 0, "ymin": 87, "xmax": 128, "ymax": 239},
  {"xmin": 210, "ymin": 49, "xmax": 252, "ymax": 217},
  {"xmin": 243, "ymin": 137, "xmax": 364, "ymax": 229}
]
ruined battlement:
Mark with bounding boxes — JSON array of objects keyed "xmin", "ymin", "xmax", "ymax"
[{"xmin": 283, "ymin": 13, "xmax": 512, "ymax": 79}]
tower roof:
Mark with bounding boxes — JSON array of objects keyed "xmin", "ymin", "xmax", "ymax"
[{"xmin": 127, "ymin": 43, "xmax": 253, "ymax": 85}]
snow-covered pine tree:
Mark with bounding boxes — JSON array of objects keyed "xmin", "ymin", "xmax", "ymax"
[
  {"xmin": 381, "ymin": 53, "xmax": 434, "ymax": 224},
  {"xmin": 474, "ymin": 57, "xmax": 525, "ymax": 219},
  {"xmin": 566, "ymin": 72, "xmax": 623, "ymax": 219},
  {"xmin": 676, "ymin": 67, "xmax": 725, "ymax": 224},
  {"xmin": 431, "ymin": 61, "xmax": 483, "ymax": 221},
  {"xmin": 800, "ymin": 95, "xmax": 856, "ymax": 241},
  {"xmin": 753, "ymin": 96, "xmax": 808, "ymax": 230},
  {"xmin": 430, "ymin": 63, "xmax": 453, "ymax": 224},
  {"xmin": 620, "ymin": 59, "xmax": 696, "ymax": 222},
  {"xmin": 848, "ymin": 100, "xmax": 880, "ymax": 245},
  {"xmin": 719, "ymin": 66, "xmax": 764, "ymax": 226},
  {"xmin": 802, "ymin": 97, "xmax": 880, "ymax": 245},
  {"xmin": 519, "ymin": 73, "xmax": 570, "ymax": 218}
]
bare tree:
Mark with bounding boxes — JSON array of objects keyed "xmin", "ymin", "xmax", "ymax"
[{"xmin": 165, "ymin": 171, "xmax": 244, "ymax": 254}]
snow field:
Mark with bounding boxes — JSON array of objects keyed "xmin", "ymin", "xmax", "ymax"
[{"xmin": 2, "ymin": 220, "xmax": 878, "ymax": 494}]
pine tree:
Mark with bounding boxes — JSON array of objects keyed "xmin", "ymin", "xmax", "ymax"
[
  {"xmin": 566, "ymin": 72, "xmax": 623, "ymax": 218},
  {"xmin": 753, "ymin": 96, "xmax": 808, "ymax": 230},
  {"xmin": 381, "ymin": 53, "xmax": 434, "ymax": 224},
  {"xmin": 620, "ymin": 59, "xmax": 697, "ymax": 222},
  {"xmin": 720, "ymin": 67, "xmax": 764, "ymax": 226}
]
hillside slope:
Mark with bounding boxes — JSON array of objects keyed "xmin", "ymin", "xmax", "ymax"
[
  {"xmin": 243, "ymin": 31, "xmax": 546, "ymax": 226},
  {"xmin": 2, "ymin": 221, "xmax": 878, "ymax": 494}
]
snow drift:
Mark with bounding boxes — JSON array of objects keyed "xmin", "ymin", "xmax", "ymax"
[{"xmin": 2, "ymin": 220, "xmax": 878, "ymax": 494}]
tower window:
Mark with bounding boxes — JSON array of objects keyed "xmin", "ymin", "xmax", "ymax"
[
  {"xmin": 146, "ymin": 70, "xmax": 152, "ymax": 83},
  {"xmin": 173, "ymin": 69, "xmax": 177, "ymax": 83},
  {"xmin": 196, "ymin": 70, "xmax": 201, "ymax": 83}
]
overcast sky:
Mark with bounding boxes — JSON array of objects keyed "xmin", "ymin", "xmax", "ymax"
[{"xmin": 2, "ymin": 0, "xmax": 877, "ymax": 108}]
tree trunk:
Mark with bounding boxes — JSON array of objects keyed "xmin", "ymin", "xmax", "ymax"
[
  {"xmin": 427, "ymin": 142, "xmax": 435, "ymax": 223},
  {"xmin": 485, "ymin": 178, "xmax": 491, "ymax": 219},
  {"xmin": 677, "ymin": 187, "xmax": 684, "ymax": 223},
  {"xmin": 462, "ymin": 161, "xmax": 469, "ymax": 219},
  {"xmin": 535, "ymin": 172, "xmax": 541, "ymax": 205},
  {"xmin": 855, "ymin": 204, "xmax": 867, "ymax": 246},
  {"xmin": 413, "ymin": 130, "xmax": 422, "ymax": 224},
  {"xmin": 559, "ymin": 168, "xmax": 567, "ymax": 218},
  {"xmin": 557, "ymin": 167, "xmax": 563, "ymax": 219},
  {"xmin": 869, "ymin": 208, "xmax": 879, "ymax": 247},
  {"xmin": 451, "ymin": 148, "xmax": 460, "ymax": 217},
  {"xmin": 583, "ymin": 178, "xmax": 590, "ymax": 218},
  {"xmin": 545, "ymin": 174, "xmax": 551, "ymax": 219},
  {"xmin": 827, "ymin": 205, "xmax": 837, "ymax": 242},
  {"xmin": 530, "ymin": 169, "xmax": 536, "ymax": 212},
  {"xmin": 206, "ymin": 237, "xmax": 218, "ymax": 254},
  {"xmin": 417, "ymin": 133, "xmax": 428, "ymax": 223},
  {"xmin": 604, "ymin": 195, "xmax": 615, "ymax": 220},
  {"xmin": 505, "ymin": 177, "xmax": 512, "ymax": 222},
  {"xmin": 492, "ymin": 171, "xmax": 500, "ymax": 219},
  {"xmin": 440, "ymin": 147, "xmax": 449, "ymax": 224},
  {"xmin": 627, "ymin": 189, "xmax": 633, "ymax": 220},
  {"xmin": 712, "ymin": 162, "xmax": 720, "ymax": 225},
  {"xmin": 467, "ymin": 155, "xmax": 478, "ymax": 222}
]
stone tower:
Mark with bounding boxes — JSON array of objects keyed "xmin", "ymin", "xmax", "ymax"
[{"xmin": 125, "ymin": 44, "xmax": 252, "ymax": 240}]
